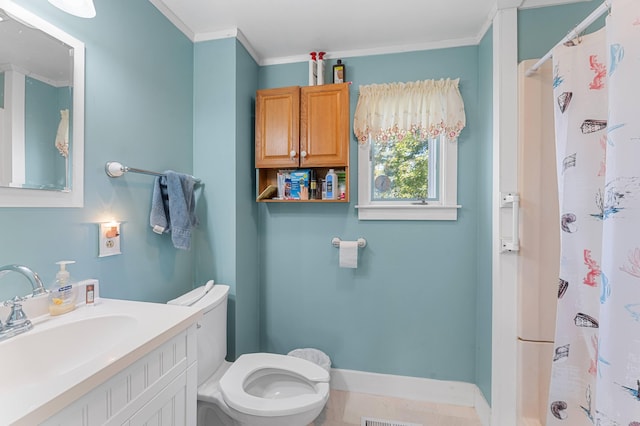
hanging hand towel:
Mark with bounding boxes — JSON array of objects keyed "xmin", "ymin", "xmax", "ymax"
[
  {"xmin": 150, "ymin": 175, "xmax": 170, "ymax": 234},
  {"xmin": 149, "ymin": 171, "xmax": 199, "ymax": 250},
  {"xmin": 166, "ymin": 171, "xmax": 199, "ymax": 250}
]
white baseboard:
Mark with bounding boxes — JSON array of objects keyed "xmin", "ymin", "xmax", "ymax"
[
  {"xmin": 474, "ymin": 386, "xmax": 491, "ymax": 426},
  {"xmin": 330, "ymin": 368, "xmax": 491, "ymax": 426}
]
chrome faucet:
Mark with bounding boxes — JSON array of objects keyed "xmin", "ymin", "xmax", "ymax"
[
  {"xmin": 0, "ymin": 264, "xmax": 47, "ymax": 297},
  {"xmin": 0, "ymin": 297, "xmax": 33, "ymax": 341},
  {"xmin": 0, "ymin": 264, "xmax": 48, "ymax": 341}
]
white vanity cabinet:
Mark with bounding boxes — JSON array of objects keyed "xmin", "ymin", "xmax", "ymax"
[{"xmin": 42, "ymin": 325, "xmax": 197, "ymax": 426}]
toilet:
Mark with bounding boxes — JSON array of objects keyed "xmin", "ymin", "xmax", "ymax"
[{"xmin": 169, "ymin": 283, "xmax": 330, "ymax": 426}]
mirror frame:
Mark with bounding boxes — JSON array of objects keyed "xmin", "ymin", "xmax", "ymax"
[{"xmin": 0, "ymin": 0, "xmax": 84, "ymax": 207}]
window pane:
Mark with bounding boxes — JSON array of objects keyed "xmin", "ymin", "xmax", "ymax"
[{"xmin": 371, "ymin": 134, "xmax": 435, "ymax": 201}]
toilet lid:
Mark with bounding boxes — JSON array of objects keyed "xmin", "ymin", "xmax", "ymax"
[{"xmin": 220, "ymin": 353, "xmax": 330, "ymax": 417}]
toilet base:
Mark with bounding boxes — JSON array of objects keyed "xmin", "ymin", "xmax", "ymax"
[
  {"xmin": 197, "ymin": 401, "xmax": 237, "ymax": 426},
  {"xmin": 197, "ymin": 399, "xmax": 325, "ymax": 426}
]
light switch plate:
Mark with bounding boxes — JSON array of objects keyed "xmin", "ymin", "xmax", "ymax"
[{"xmin": 99, "ymin": 223, "xmax": 121, "ymax": 257}]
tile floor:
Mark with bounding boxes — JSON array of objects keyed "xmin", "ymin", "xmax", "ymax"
[{"xmin": 310, "ymin": 390, "xmax": 483, "ymax": 426}]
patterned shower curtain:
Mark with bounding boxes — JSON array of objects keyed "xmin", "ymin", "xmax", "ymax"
[{"xmin": 547, "ymin": 0, "xmax": 640, "ymax": 424}]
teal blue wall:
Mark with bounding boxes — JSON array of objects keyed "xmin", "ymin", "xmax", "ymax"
[
  {"xmin": 193, "ymin": 38, "xmax": 260, "ymax": 359},
  {"xmin": 25, "ymin": 77, "xmax": 60, "ymax": 187},
  {"xmin": 234, "ymin": 41, "xmax": 261, "ymax": 358},
  {"xmin": 24, "ymin": 78, "xmax": 71, "ymax": 188},
  {"xmin": 476, "ymin": 26, "xmax": 493, "ymax": 404},
  {"xmin": 193, "ymin": 38, "xmax": 239, "ymax": 359},
  {"xmin": 258, "ymin": 47, "xmax": 481, "ymax": 383},
  {"xmin": 518, "ymin": 1, "xmax": 604, "ymax": 62},
  {"xmin": 0, "ymin": 0, "xmax": 195, "ymax": 302}
]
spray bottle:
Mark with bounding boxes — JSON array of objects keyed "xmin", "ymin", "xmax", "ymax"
[
  {"xmin": 317, "ymin": 52, "xmax": 326, "ymax": 85},
  {"xmin": 308, "ymin": 52, "xmax": 317, "ymax": 86}
]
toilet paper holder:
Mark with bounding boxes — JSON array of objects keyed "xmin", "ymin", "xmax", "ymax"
[{"xmin": 331, "ymin": 237, "xmax": 367, "ymax": 248}]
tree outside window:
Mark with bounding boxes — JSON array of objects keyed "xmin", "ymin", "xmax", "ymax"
[{"xmin": 372, "ymin": 134, "xmax": 430, "ymax": 201}]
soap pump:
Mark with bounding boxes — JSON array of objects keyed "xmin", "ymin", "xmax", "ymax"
[{"xmin": 48, "ymin": 260, "xmax": 77, "ymax": 316}]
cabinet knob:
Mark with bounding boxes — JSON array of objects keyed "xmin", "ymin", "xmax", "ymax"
[
  {"xmin": 300, "ymin": 150, "xmax": 307, "ymax": 158},
  {"xmin": 290, "ymin": 150, "xmax": 297, "ymax": 159}
]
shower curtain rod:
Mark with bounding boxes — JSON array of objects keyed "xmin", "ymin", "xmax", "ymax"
[
  {"xmin": 105, "ymin": 161, "xmax": 201, "ymax": 183},
  {"xmin": 525, "ymin": 0, "xmax": 610, "ymax": 77}
]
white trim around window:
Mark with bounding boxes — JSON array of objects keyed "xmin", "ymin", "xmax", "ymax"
[{"xmin": 355, "ymin": 135, "xmax": 461, "ymax": 221}]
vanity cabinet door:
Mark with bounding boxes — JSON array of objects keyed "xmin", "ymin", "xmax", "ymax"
[
  {"xmin": 128, "ymin": 363, "xmax": 197, "ymax": 426},
  {"xmin": 128, "ymin": 371, "xmax": 187, "ymax": 425},
  {"xmin": 41, "ymin": 326, "xmax": 196, "ymax": 426}
]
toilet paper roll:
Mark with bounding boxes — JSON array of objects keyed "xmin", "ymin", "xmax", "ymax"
[{"xmin": 339, "ymin": 241, "xmax": 358, "ymax": 268}]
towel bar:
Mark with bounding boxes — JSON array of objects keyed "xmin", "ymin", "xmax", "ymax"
[{"xmin": 105, "ymin": 161, "xmax": 201, "ymax": 183}]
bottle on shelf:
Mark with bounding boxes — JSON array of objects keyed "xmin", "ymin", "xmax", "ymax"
[
  {"xmin": 310, "ymin": 170, "xmax": 317, "ymax": 199},
  {"xmin": 309, "ymin": 52, "xmax": 317, "ymax": 86},
  {"xmin": 325, "ymin": 169, "xmax": 338, "ymax": 200},
  {"xmin": 317, "ymin": 52, "xmax": 326, "ymax": 85},
  {"xmin": 333, "ymin": 59, "xmax": 345, "ymax": 83}
]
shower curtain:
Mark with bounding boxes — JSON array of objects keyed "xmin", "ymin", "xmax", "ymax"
[{"xmin": 547, "ymin": 0, "xmax": 640, "ymax": 424}]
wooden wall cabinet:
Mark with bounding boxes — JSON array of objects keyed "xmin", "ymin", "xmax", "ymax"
[{"xmin": 255, "ymin": 83, "xmax": 350, "ymax": 202}]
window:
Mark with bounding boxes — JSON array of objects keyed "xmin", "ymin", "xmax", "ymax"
[
  {"xmin": 353, "ymin": 79, "xmax": 465, "ymax": 220},
  {"xmin": 372, "ymin": 134, "xmax": 435, "ymax": 201},
  {"xmin": 357, "ymin": 134, "xmax": 459, "ymax": 220}
]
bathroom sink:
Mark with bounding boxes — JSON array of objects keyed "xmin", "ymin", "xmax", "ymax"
[
  {"xmin": 0, "ymin": 297, "xmax": 202, "ymax": 426},
  {"xmin": 0, "ymin": 314, "xmax": 137, "ymax": 391}
]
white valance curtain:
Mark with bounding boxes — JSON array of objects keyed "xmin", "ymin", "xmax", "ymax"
[{"xmin": 353, "ymin": 78, "xmax": 466, "ymax": 144}]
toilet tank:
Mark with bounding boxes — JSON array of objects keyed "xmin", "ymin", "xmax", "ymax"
[{"xmin": 183, "ymin": 284, "xmax": 229, "ymax": 385}]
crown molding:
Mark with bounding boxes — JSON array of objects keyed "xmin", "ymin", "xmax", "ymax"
[
  {"xmin": 192, "ymin": 27, "xmax": 262, "ymax": 65},
  {"xmin": 191, "ymin": 31, "xmax": 479, "ymax": 66},
  {"xmin": 520, "ymin": 0, "xmax": 591, "ymax": 8},
  {"xmin": 259, "ymin": 36, "xmax": 480, "ymax": 66},
  {"xmin": 193, "ymin": 27, "xmax": 237, "ymax": 42},
  {"xmin": 0, "ymin": 63, "xmax": 70, "ymax": 87},
  {"xmin": 496, "ymin": 0, "xmax": 525, "ymax": 9}
]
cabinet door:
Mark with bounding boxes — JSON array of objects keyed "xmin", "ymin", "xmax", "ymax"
[
  {"xmin": 128, "ymin": 372, "xmax": 187, "ymax": 426},
  {"xmin": 255, "ymin": 86, "xmax": 300, "ymax": 168},
  {"xmin": 300, "ymin": 83, "xmax": 350, "ymax": 167}
]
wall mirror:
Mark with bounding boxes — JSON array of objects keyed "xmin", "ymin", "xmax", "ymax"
[{"xmin": 0, "ymin": 0, "xmax": 84, "ymax": 207}]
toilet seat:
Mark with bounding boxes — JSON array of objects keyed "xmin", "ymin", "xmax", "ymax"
[{"xmin": 219, "ymin": 353, "xmax": 330, "ymax": 417}]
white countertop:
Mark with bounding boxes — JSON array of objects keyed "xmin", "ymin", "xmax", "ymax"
[{"xmin": 0, "ymin": 297, "xmax": 201, "ymax": 425}]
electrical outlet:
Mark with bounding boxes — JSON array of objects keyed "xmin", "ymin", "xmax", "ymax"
[{"xmin": 99, "ymin": 223, "xmax": 121, "ymax": 257}]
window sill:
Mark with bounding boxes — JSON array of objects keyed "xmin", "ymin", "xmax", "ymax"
[{"xmin": 355, "ymin": 204, "xmax": 461, "ymax": 221}]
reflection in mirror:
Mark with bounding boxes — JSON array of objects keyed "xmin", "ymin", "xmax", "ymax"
[{"xmin": 0, "ymin": 0, "xmax": 84, "ymax": 207}]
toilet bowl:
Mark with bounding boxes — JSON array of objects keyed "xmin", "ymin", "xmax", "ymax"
[
  {"xmin": 168, "ymin": 284, "xmax": 330, "ymax": 426},
  {"xmin": 200, "ymin": 352, "xmax": 330, "ymax": 426}
]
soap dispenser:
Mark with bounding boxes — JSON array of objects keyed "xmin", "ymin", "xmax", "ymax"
[{"xmin": 48, "ymin": 260, "xmax": 77, "ymax": 316}]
